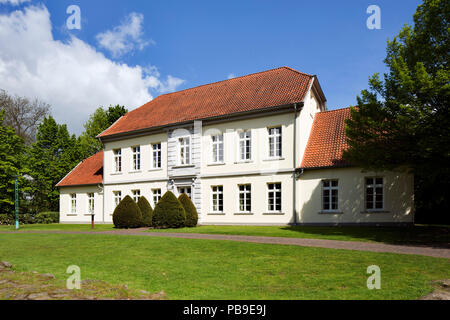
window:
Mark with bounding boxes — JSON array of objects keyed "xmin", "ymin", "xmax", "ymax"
[
  {"xmin": 211, "ymin": 134, "xmax": 224, "ymax": 163},
  {"xmin": 152, "ymin": 189, "xmax": 162, "ymax": 206},
  {"xmin": 114, "ymin": 191, "xmax": 122, "ymax": 208},
  {"xmin": 179, "ymin": 137, "xmax": 191, "ymax": 165},
  {"xmin": 132, "ymin": 146, "xmax": 141, "ymax": 171},
  {"xmin": 211, "ymin": 186, "xmax": 223, "ymax": 212},
  {"xmin": 322, "ymin": 180, "xmax": 339, "ymax": 211},
  {"xmin": 113, "ymin": 149, "xmax": 122, "ymax": 173},
  {"xmin": 239, "ymin": 131, "xmax": 251, "ymax": 161},
  {"xmin": 268, "ymin": 183, "xmax": 282, "ymax": 212},
  {"xmin": 239, "ymin": 184, "xmax": 251, "ymax": 212},
  {"xmin": 178, "ymin": 187, "xmax": 192, "ymax": 199},
  {"xmin": 88, "ymin": 193, "xmax": 94, "ymax": 214},
  {"xmin": 70, "ymin": 194, "xmax": 77, "ymax": 214},
  {"xmin": 152, "ymin": 143, "xmax": 162, "ymax": 169},
  {"xmin": 366, "ymin": 177, "xmax": 384, "ymax": 210},
  {"xmin": 132, "ymin": 190, "xmax": 141, "ymax": 203},
  {"xmin": 268, "ymin": 127, "xmax": 282, "ymax": 158}
]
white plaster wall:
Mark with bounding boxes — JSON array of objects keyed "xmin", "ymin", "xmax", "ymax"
[
  {"xmin": 59, "ymin": 186, "xmax": 103, "ymax": 223},
  {"xmin": 297, "ymin": 167, "xmax": 414, "ymax": 224}
]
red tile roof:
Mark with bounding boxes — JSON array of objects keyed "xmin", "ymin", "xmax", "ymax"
[
  {"xmin": 98, "ymin": 67, "xmax": 313, "ymax": 138},
  {"xmin": 56, "ymin": 151, "xmax": 103, "ymax": 187},
  {"xmin": 300, "ymin": 107, "xmax": 352, "ymax": 169}
]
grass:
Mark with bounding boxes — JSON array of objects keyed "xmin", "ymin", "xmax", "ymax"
[
  {"xmin": 0, "ymin": 233, "xmax": 448, "ymax": 299},
  {"xmin": 147, "ymin": 225, "xmax": 450, "ymax": 246},
  {"xmin": 0, "ymin": 224, "xmax": 116, "ymax": 232}
]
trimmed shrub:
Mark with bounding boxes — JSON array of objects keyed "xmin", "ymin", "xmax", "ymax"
[
  {"xmin": 35, "ymin": 212, "xmax": 59, "ymax": 224},
  {"xmin": 178, "ymin": 194, "xmax": 198, "ymax": 227},
  {"xmin": 138, "ymin": 196, "xmax": 153, "ymax": 227},
  {"xmin": 153, "ymin": 191, "xmax": 186, "ymax": 228},
  {"xmin": 113, "ymin": 195, "xmax": 143, "ymax": 229}
]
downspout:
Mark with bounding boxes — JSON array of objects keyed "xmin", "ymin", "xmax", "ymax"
[
  {"xmin": 100, "ymin": 138, "xmax": 105, "ymax": 224},
  {"xmin": 293, "ymin": 103, "xmax": 302, "ymax": 225}
]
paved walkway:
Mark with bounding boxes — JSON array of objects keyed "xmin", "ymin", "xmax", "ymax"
[{"xmin": 1, "ymin": 229, "xmax": 449, "ymax": 259}]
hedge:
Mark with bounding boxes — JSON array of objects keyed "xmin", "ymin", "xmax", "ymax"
[
  {"xmin": 153, "ymin": 191, "xmax": 186, "ymax": 228},
  {"xmin": 112, "ymin": 195, "xmax": 143, "ymax": 229},
  {"xmin": 138, "ymin": 196, "xmax": 153, "ymax": 227},
  {"xmin": 178, "ymin": 194, "xmax": 198, "ymax": 227}
]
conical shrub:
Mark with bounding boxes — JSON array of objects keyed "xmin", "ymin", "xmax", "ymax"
[
  {"xmin": 112, "ymin": 195, "xmax": 143, "ymax": 229},
  {"xmin": 138, "ymin": 196, "xmax": 153, "ymax": 227},
  {"xmin": 153, "ymin": 191, "xmax": 186, "ymax": 228},
  {"xmin": 178, "ymin": 193, "xmax": 198, "ymax": 227}
]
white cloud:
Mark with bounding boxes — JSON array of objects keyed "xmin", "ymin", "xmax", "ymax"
[
  {"xmin": 0, "ymin": 0, "xmax": 30, "ymax": 5},
  {"xmin": 96, "ymin": 12, "xmax": 151, "ymax": 58},
  {"xmin": 0, "ymin": 5, "xmax": 184, "ymax": 135},
  {"xmin": 227, "ymin": 73, "xmax": 236, "ymax": 79}
]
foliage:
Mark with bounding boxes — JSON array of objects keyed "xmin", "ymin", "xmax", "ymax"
[
  {"xmin": 343, "ymin": 0, "xmax": 450, "ymax": 224},
  {"xmin": 137, "ymin": 196, "xmax": 153, "ymax": 227},
  {"xmin": 112, "ymin": 195, "xmax": 143, "ymax": 229},
  {"xmin": 152, "ymin": 191, "xmax": 186, "ymax": 228},
  {"xmin": 178, "ymin": 194, "xmax": 198, "ymax": 227},
  {"xmin": 35, "ymin": 212, "xmax": 59, "ymax": 224}
]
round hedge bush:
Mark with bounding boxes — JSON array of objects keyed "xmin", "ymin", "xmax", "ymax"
[
  {"xmin": 178, "ymin": 193, "xmax": 198, "ymax": 227},
  {"xmin": 138, "ymin": 196, "xmax": 153, "ymax": 227},
  {"xmin": 113, "ymin": 195, "xmax": 143, "ymax": 229},
  {"xmin": 152, "ymin": 191, "xmax": 186, "ymax": 228}
]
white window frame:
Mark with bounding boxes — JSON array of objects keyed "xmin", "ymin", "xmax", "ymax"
[
  {"xmin": 113, "ymin": 149, "xmax": 122, "ymax": 173},
  {"xmin": 178, "ymin": 136, "xmax": 191, "ymax": 165},
  {"xmin": 211, "ymin": 134, "xmax": 224, "ymax": 164},
  {"xmin": 152, "ymin": 143, "xmax": 162, "ymax": 169},
  {"xmin": 113, "ymin": 191, "xmax": 122, "ymax": 209},
  {"xmin": 268, "ymin": 126, "xmax": 282, "ymax": 158},
  {"xmin": 152, "ymin": 189, "xmax": 162, "ymax": 207},
  {"xmin": 238, "ymin": 184, "xmax": 251, "ymax": 213},
  {"xmin": 211, "ymin": 186, "xmax": 224, "ymax": 213},
  {"xmin": 365, "ymin": 177, "xmax": 384, "ymax": 211},
  {"xmin": 87, "ymin": 193, "xmax": 95, "ymax": 214},
  {"xmin": 322, "ymin": 180, "xmax": 339, "ymax": 212},
  {"xmin": 267, "ymin": 183, "xmax": 282, "ymax": 212},
  {"xmin": 238, "ymin": 130, "xmax": 252, "ymax": 161},
  {"xmin": 70, "ymin": 194, "xmax": 77, "ymax": 214},
  {"xmin": 178, "ymin": 186, "xmax": 192, "ymax": 199},
  {"xmin": 132, "ymin": 190, "xmax": 141, "ymax": 203},
  {"xmin": 132, "ymin": 146, "xmax": 141, "ymax": 171}
]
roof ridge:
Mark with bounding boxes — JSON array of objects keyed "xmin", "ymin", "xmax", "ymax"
[
  {"xmin": 154, "ymin": 66, "xmax": 313, "ymax": 99},
  {"xmin": 319, "ymin": 106, "xmax": 353, "ymax": 114}
]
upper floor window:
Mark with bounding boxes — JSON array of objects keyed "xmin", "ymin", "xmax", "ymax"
[
  {"xmin": 211, "ymin": 134, "xmax": 224, "ymax": 163},
  {"xmin": 239, "ymin": 131, "xmax": 252, "ymax": 161},
  {"xmin": 239, "ymin": 184, "xmax": 251, "ymax": 212},
  {"xmin": 132, "ymin": 146, "xmax": 141, "ymax": 171},
  {"xmin": 268, "ymin": 127, "xmax": 282, "ymax": 158},
  {"xmin": 267, "ymin": 183, "xmax": 282, "ymax": 212},
  {"xmin": 114, "ymin": 191, "xmax": 122, "ymax": 209},
  {"xmin": 132, "ymin": 190, "xmax": 141, "ymax": 203},
  {"xmin": 366, "ymin": 177, "xmax": 384, "ymax": 210},
  {"xmin": 113, "ymin": 149, "xmax": 122, "ymax": 173},
  {"xmin": 88, "ymin": 193, "xmax": 95, "ymax": 214},
  {"xmin": 152, "ymin": 189, "xmax": 162, "ymax": 207},
  {"xmin": 70, "ymin": 194, "xmax": 77, "ymax": 214},
  {"xmin": 152, "ymin": 143, "xmax": 162, "ymax": 169},
  {"xmin": 322, "ymin": 180, "xmax": 338, "ymax": 211},
  {"xmin": 179, "ymin": 137, "xmax": 191, "ymax": 165},
  {"xmin": 211, "ymin": 186, "xmax": 223, "ymax": 213}
]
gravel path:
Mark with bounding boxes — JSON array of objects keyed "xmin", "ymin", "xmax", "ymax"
[{"xmin": 1, "ymin": 229, "xmax": 449, "ymax": 259}]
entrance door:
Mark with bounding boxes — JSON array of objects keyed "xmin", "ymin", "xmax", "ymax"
[{"xmin": 178, "ymin": 187, "xmax": 192, "ymax": 199}]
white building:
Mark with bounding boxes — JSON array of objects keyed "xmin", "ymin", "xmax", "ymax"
[{"xmin": 57, "ymin": 67, "xmax": 414, "ymax": 225}]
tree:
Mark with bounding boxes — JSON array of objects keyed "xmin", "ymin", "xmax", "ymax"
[
  {"xmin": 77, "ymin": 105, "xmax": 127, "ymax": 159},
  {"xmin": 0, "ymin": 90, "xmax": 50, "ymax": 145},
  {"xmin": 138, "ymin": 196, "xmax": 153, "ymax": 227},
  {"xmin": 153, "ymin": 191, "xmax": 186, "ymax": 228},
  {"xmin": 344, "ymin": 0, "xmax": 449, "ymax": 223},
  {"xmin": 113, "ymin": 195, "xmax": 143, "ymax": 229},
  {"xmin": 28, "ymin": 116, "xmax": 79, "ymax": 212},
  {"xmin": 0, "ymin": 110, "xmax": 26, "ymax": 215},
  {"xmin": 178, "ymin": 194, "xmax": 198, "ymax": 227}
]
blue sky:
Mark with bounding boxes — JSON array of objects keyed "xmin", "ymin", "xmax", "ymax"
[{"xmin": 0, "ymin": 0, "xmax": 422, "ymax": 134}]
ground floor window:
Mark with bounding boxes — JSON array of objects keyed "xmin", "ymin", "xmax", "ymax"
[
  {"xmin": 87, "ymin": 193, "xmax": 94, "ymax": 214},
  {"xmin": 239, "ymin": 184, "xmax": 251, "ymax": 212},
  {"xmin": 322, "ymin": 180, "xmax": 339, "ymax": 211},
  {"xmin": 152, "ymin": 189, "xmax": 162, "ymax": 206},
  {"xmin": 365, "ymin": 177, "xmax": 384, "ymax": 210},
  {"xmin": 71, "ymin": 194, "xmax": 76, "ymax": 214},
  {"xmin": 211, "ymin": 186, "xmax": 223, "ymax": 212},
  {"xmin": 132, "ymin": 190, "xmax": 141, "ymax": 203},
  {"xmin": 267, "ymin": 183, "xmax": 282, "ymax": 212},
  {"xmin": 178, "ymin": 186, "xmax": 192, "ymax": 199},
  {"xmin": 114, "ymin": 191, "xmax": 122, "ymax": 208}
]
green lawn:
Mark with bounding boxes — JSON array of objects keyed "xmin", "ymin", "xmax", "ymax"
[
  {"xmin": 0, "ymin": 233, "xmax": 448, "ymax": 299},
  {"xmin": 0, "ymin": 224, "xmax": 116, "ymax": 232}
]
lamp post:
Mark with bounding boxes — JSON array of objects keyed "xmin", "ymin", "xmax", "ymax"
[{"xmin": 14, "ymin": 176, "xmax": 19, "ymax": 230}]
